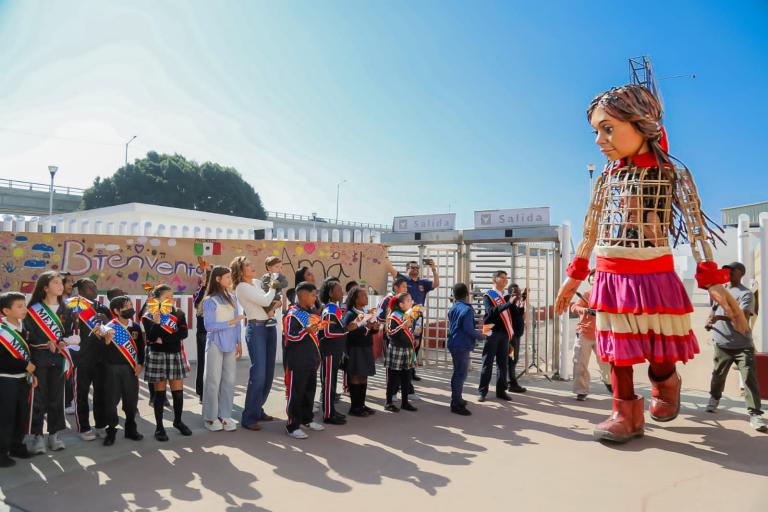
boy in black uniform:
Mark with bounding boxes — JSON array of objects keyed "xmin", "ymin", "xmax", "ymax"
[
  {"xmin": 283, "ymin": 282, "xmax": 324, "ymax": 439},
  {"xmin": 101, "ymin": 296, "xmax": 145, "ymax": 446},
  {"xmin": 0, "ymin": 293, "xmax": 36, "ymax": 467},
  {"xmin": 72, "ymin": 279, "xmax": 110, "ymax": 441}
]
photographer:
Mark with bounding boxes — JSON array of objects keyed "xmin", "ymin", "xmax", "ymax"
[
  {"xmin": 386, "ymin": 259, "xmax": 440, "ymax": 385},
  {"xmin": 569, "ymin": 270, "xmax": 611, "ymax": 401}
]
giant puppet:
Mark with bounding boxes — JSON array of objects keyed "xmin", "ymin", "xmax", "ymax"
[{"xmin": 555, "ymin": 84, "xmax": 747, "ymax": 443}]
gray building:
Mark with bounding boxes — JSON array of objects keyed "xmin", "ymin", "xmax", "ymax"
[{"xmin": 721, "ymin": 201, "xmax": 768, "ymax": 228}]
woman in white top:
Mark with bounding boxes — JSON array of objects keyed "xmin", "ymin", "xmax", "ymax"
[{"xmin": 231, "ymin": 256, "xmax": 281, "ymax": 431}]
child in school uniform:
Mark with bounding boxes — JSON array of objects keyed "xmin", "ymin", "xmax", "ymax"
[
  {"xmin": 142, "ymin": 285, "xmax": 192, "ymax": 442},
  {"xmin": 319, "ymin": 279, "xmax": 347, "ymax": 425},
  {"xmin": 25, "ymin": 271, "xmax": 75, "ymax": 454},
  {"xmin": 0, "ymin": 292, "xmax": 37, "ymax": 467},
  {"xmin": 384, "ymin": 292, "xmax": 418, "ymax": 412},
  {"xmin": 283, "ymin": 282, "xmax": 325, "ymax": 439},
  {"xmin": 100, "ymin": 296, "xmax": 146, "ymax": 446}
]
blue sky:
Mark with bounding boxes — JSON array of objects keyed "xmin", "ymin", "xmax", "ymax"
[{"xmin": 0, "ymin": 0, "xmax": 766, "ymax": 231}]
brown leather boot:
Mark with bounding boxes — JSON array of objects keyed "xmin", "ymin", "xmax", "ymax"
[
  {"xmin": 649, "ymin": 370, "xmax": 681, "ymax": 422},
  {"xmin": 593, "ymin": 396, "xmax": 644, "ymax": 443}
]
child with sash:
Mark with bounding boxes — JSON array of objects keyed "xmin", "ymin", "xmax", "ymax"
[
  {"xmin": 384, "ymin": 292, "xmax": 418, "ymax": 413},
  {"xmin": 478, "ymin": 270, "xmax": 514, "ymax": 403},
  {"xmin": 141, "ymin": 284, "xmax": 191, "ymax": 442},
  {"xmin": 319, "ymin": 279, "xmax": 347, "ymax": 425},
  {"xmin": 100, "ymin": 296, "xmax": 145, "ymax": 446},
  {"xmin": 70, "ymin": 278, "xmax": 110, "ymax": 442},
  {"xmin": 25, "ymin": 271, "xmax": 75, "ymax": 454},
  {"xmin": 0, "ymin": 292, "xmax": 37, "ymax": 467},
  {"xmin": 283, "ymin": 282, "xmax": 325, "ymax": 439}
]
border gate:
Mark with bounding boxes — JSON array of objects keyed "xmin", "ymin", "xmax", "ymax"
[{"xmin": 383, "ymin": 226, "xmax": 562, "ymax": 378}]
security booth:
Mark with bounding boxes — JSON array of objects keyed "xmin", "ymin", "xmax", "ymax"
[{"xmin": 382, "ymin": 224, "xmax": 564, "ymax": 380}]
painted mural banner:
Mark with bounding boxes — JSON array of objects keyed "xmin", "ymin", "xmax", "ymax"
[{"xmin": 0, "ymin": 233, "xmax": 390, "ymax": 295}]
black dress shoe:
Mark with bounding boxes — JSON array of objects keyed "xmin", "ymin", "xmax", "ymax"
[
  {"xmin": 412, "ymin": 374, "xmax": 422, "ymax": 382},
  {"xmin": 103, "ymin": 432, "xmax": 116, "ymax": 447},
  {"xmin": 451, "ymin": 407, "xmax": 472, "ymax": 416},
  {"xmin": 323, "ymin": 416, "xmax": 347, "ymax": 425},
  {"xmin": 401, "ymin": 403, "xmax": 418, "ymax": 412},
  {"xmin": 508, "ymin": 384, "xmax": 527, "ymax": 393},
  {"xmin": 348, "ymin": 408, "xmax": 369, "ymax": 418},
  {"xmin": 9, "ymin": 446, "xmax": 32, "ymax": 459},
  {"xmin": 362, "ymin": 406, "xmax": 376, "ymax": 415},
  {"xmin": 0, "ymin": 454, "xmax": 16, "ymax": 468},
  {"xmin": 496, "ymin": 393, "xmax": 512, "ymax": 401},
  {"xmin": 155, "ymin": 429, "xmax": 169, "ymax": 442},
  {"xmin": 174, "ymin": 421, "xmax": 193, "ymax": 436},
  {"xmin": 385, "ymin": 403, "xmax": 400, "ymax": 413},
  {"xmin": 125, "ymin": 431, "xmax": 144, "ymax": 441},
  {"xmin": 333, "ymin": 412, "xmax": 346, "ymax": 420}
]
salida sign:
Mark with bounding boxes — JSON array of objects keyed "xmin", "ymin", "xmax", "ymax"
[
  {"xmin": 474, "ymin": 207, "xmax": 550, "ymax": 229},
  {"xmin": 392, "ymin": 213, "xmax": 455, "ymax": 233}
]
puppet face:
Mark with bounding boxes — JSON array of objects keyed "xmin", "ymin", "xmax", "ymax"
[{"xmin": 590, "ymin": 107, "xmax": 649, "ymax": 161}]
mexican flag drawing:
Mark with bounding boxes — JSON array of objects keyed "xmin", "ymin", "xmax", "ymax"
[{"xmin": 194, "ymin": 242, "xmax": 222, "ymax": 256}]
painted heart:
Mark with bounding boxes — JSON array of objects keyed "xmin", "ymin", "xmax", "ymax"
[
  {"xmin": 303, "ymin": 242, "xmax": 317, "ymax": 254},
  {"xmin": 128, "ymin": 272, "xmax": 139, "ymax": 282},
  {"xmin": 134, "ymin": 244, "xmax": 145, "ymax": 253}
]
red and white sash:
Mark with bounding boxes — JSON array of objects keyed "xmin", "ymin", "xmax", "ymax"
[{"xmin": 485, "ymin": 289, "xmax": 514, "ymax": 339}]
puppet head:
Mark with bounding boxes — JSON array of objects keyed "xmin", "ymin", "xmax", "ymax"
[{"xmin": 587, "ymin": 84, "xmax": 670, "ymax": 167}]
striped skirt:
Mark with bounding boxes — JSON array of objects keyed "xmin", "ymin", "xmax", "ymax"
[{"xmin": 590, "ymin": 246, "xmax": 699, "ymax": 367}]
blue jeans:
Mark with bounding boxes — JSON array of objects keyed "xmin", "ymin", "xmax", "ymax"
[
  {"xmin": 242, "ymin": 323, "xmax": 277, "ymax": 426},
  {"xmin": 450, "ymin": 350, "xmax": 471, "ymax": 408}
]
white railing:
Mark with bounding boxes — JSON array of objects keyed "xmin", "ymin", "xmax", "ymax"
[
  {"xmin": 0, "ymin": 178, "xmax": 85, "ymax": 196},
  {"xmin": 2, "ymin": 213, "xmax": 383, "ymax": 243}
]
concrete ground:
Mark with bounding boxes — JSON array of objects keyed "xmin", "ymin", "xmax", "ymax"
[{"xmin": 1, "ymin": 306, "xmax": 767, "ymax": 512}]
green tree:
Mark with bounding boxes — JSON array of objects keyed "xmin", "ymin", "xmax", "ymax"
[{"xmin": 81, "ymin": 152, "xmax": 267, "ymax": 219}]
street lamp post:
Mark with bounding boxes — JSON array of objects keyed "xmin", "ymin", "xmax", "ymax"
[
  {"xmin": 335, "ymin": 179, "xmax": 347, "ymax": 224},
  {"xmin": 48, "ymin": 165, "xmax": 59, "ymax": 218},
  {"xmin": 125, "ymin": 135, "xmax": 137, "ymax": 166}
]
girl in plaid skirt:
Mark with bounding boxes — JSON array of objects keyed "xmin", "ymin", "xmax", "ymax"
[
  {"xmin": 384, "ymin": 293, "xmax": 417, "ymax": 412},
  {"xmin": 142, "ymin": 285, "xmax": 191, "ymax": 442}
]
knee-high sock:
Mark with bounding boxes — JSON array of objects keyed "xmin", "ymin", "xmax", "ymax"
[
  {"xmin": 171, "ymin": 390, "xmax": 184, "ymax": 424},
  {"xmin": 154, "ymin": 391, "xmax": 165, "ymax": 429},
  {"xmin": 360, "ymin": 381, "xmax": 368, "ymax": 408}
]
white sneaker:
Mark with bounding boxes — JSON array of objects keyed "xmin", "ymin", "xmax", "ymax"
[
  {"xmin": 221, "ymin": 418, "xmax": 237, "ymax": 432},
  {"xmin": 749, "ymin": 414, "xmax": 768, "ymax": 432},
  {"xmin": 94, "ymin": 427, "xmax": 107, "ymax": 439},
  {"xmin": 705, "ymin": 397, "xmax": 719, "ymax": 413},
  {"xmin": 409, "ymin": 393, "xmax": 421, "ymax": 401},
  {"xmin": 205, "ymin": 419, "xmax": 224, "ymax": 432},
  {"xmin": 65, "ymin": 405, "xmax": 76, "ymax": 415},
  {"xmin": 48, "ymin": 432, "xmax": 66, "ymax": 451},
  {"xmin": 287, "ymin": 428, "xmax": 309, "ymax": 439},
  {"xmin": 305, "ymin": 421, "xmax": 325, "ymax": 432},
  {"xmin": 28, "ymin": 435, "xmax": 47, "ymax": 455},
  {"xmin": 80, "ymin": 430, "xmax": 97, "ymax": 441}
]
